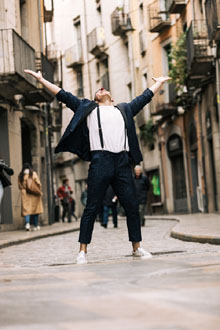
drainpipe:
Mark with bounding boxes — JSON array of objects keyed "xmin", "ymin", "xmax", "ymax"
[
  {"xmin": 83, "ymin": 0, "xmax": 92, "ymax": 99},
  {"xmin": 197, "ymin": 92, "xmax": 208, "ymax": 212},
  {"xmin": 37, "ymin": 0, "xmax": 44, "ymax": 53},
  {"xmin": 127, "ymin": 0, "xmax": 136, "ymax": 98},
  {"xmin": 216, "ymin": 59, "xmax": 220, "ymax": 138}
]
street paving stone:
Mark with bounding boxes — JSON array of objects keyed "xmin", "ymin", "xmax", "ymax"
[
  {"xmin": 0, "ymin": 219, "xmax": 220, "ymax": 267},
  {"xmin": 0, "ymin": 219, "xmax": 220, "ymax": 330}
]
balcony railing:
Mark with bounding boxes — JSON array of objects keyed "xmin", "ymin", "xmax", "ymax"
[
  {"xmin": 166, "ymin": 0, "xmax": 186, "ymax": 14},
  {"xmin": 28, "ymin": 52, "xmax": 55, "ymax": 103},
  {"xmin": 186, "ymin": 20, "xmax": 213, "ymax": 84},
  {"xmin": 111, "ymin": 7, "xmax": 129, "ymax": 37},
  {"xmin": 151, "ymin": 83, "xmax": 177, "ymax": 115},
  {"xmin": 0, "ymin": 29, "xmax": 37, "ymax": 101},
  {"xmin": 87, "ymin": 27, "xmax": 105, "ymax": 57},
  {"xmin": 64, "ymin": 44, "xmax": 83, "ymax": 68},
  {"xmin": 148, "ymin": 1, "xmax": 171, "ymax": 33},
  {"xmin": 205, "ymin": 0, "xmax": 220, "ymax": 41}
]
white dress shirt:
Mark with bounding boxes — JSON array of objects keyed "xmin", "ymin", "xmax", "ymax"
[{"xmin": 87, "ymin": 106, "xmax": 129, "ymax": 153}]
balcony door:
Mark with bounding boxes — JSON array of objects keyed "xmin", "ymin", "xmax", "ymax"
[
  {"xmin": 0, "ymin": 108, "xmax": 13, "ymax": 224},
  {"xmin": 167, "ymin": 134, "xmax": 188, "ymax": 212}
]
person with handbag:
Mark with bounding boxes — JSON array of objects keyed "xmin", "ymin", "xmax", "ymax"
[
  {"xmin": 18, "ymin": 163, "xmax": 43, "ymax": 231},
  {"xmin": 0, "ymin": 156, "xmax": 14, "ymax": 225}
]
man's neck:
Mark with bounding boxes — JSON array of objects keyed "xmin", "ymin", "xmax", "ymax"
[{"xmin": 98, "ymin": 100, "xmax": 113, "ymax": 106}]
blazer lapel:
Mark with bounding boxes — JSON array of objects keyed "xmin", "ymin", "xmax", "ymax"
[{"xmin": 78, "ymin": 101, "xmax": 98, "ymax": 125}]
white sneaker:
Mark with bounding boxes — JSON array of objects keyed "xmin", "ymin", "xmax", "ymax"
[
  {"xmin": 25, "ymin": 223, "xmax": 30, "ymax": 231},
  {"xmin": 132, "ymin": 247, "xmax": 152, "ymax": 259},
  {"xmin": 37, "ymin": 226, "xmax": 40, "ymax": 230},
  {"xmin": 76, "ymin": 251, "xmax": 87, "ymax": 264}
]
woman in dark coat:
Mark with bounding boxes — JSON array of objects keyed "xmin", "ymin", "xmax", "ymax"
[{"xmin": 0, "ymin": 156, "xmax": 14, "ymax": 224}]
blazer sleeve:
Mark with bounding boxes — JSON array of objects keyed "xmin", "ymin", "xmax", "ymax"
[
  {"xmin": 127, "ymin": 88, "xmax": 154, "ymax": 117},
  {"xmin": 56, "ymin": 89, "xmax": 81, "ymax": 113}
]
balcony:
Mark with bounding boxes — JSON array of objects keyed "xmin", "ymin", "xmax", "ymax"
[
  {"xmin": 205, "ymin": 0, "xmax": 220, "ymax": 41},
  {"xmin": 87, "ymin": 27, "xmax": 105, "ymax": 57},
  {"xmin": 47, "ymin": 43, "xmax": 59, "ymax": 64},
  {"xmin": 166, "ymin": 0, "xmax": 186, "ymax": 14},
  {"xmin": 0, "ymin": 29, "xmax": 37, "ymax": 102},
  {"xmin": 27, "ymin": 52, "xmax": 55, "ymax": 103},
  {"xmin": 151, "ymin": 83, "xmax": 177, "ymax": 123},
  {"xmin": 64, "ymin": 44, "xmax": 83, "ymax": 68},
  {"xmin": 148, "ymin": 1, "xmax": 171, "ymax": 33},
  {"xmin": 111, "ymin": 7, "xmax": 133, "ymax": 37},
  {"xmin": 186, "ymin": 20, "xmax": 213, "ymax": 86}
]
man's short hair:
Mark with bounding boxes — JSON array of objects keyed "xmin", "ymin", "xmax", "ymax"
[
  {"xmin": 134, "ymin": 165, "xmax": 142, "ymax": 171},
  {"xmin": 63, "ymin": 178, "xmax": 68, "ymax": 184}
]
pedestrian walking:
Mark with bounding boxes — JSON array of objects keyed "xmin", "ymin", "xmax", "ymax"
[
  {"xmin": 134, "ymin": 166, "xmax": 150, "ymax": 227},
  {"xmin": 18, "ymin": 163, "xmax": 43, "ymax": 231},
  {"xmin": 57, "ymin": 179, "xmax": 73, "ymax": 223},
  {"xmin": 102, "ymin": 185, "xmax": 118, "ymax": 228},
  {"xmin": 0, "ymin": 156, "xmax": 14, "ymax": 224},
  {"xmin": 24, "ymin": 69, "xmax": 170, "ymax": 264}
]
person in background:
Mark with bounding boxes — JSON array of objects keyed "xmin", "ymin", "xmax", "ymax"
[
  {"xmin": 102, "ymin": 185, "xmax": 118, "ymax": 229},
  {"xmin": 0, "ymin": 156, "xmax": 14, "ymax": 225},
  {"xmin": 57, "ymin": 179, "xmax": 72, "ymax": 223},
  {"xmin": 80, "ymin": 184, "xmax": 88, "ymax": 208},
  {"xmin": 134, "ymin": 166, "xmax": 150, "ymax": 227},
  {"xmin": 18, "ymin": 163, "xmax": 43, "ymax": 231}
]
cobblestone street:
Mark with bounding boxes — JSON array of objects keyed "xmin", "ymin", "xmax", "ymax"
[{"xmin": 1, "ymin": 219, "xmax": 220, "ymax": 329}]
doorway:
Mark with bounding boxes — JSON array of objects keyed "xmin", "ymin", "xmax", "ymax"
[
  {"xmin": 167, "ymin": 134, "xmax": 188, "ymax": 213},
  {"xmin": 0, "ymin": 108, "xmax": 13, "ymax": 224}
]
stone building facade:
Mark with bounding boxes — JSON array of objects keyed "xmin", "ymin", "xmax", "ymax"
[
  {"xmin": 47, "ymin": 0, "xmax": 135, "ymax": 217},
  {"xmin": 130, "ymin": 0, "xmax": 220, "ymax": 214},
  {"xmin": 0, "ymin": 0, "xmax": 60, "ymax": 230}
]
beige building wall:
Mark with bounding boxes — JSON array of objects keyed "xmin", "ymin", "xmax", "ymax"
[
  {"xmin": 47, "ymin": 0, "xmax": 133, "ymax": 217},
  {"xmin": 0, "ymin": 0, "xmax": 54, "ymax": 230}
]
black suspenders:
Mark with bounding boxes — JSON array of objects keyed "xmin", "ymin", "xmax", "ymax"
[{"xmin": 96, "ymin": 105, "xmax": 127, "ymax": 151}]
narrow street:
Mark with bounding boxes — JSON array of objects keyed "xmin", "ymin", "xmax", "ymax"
[{"xmin": 0, "ymin": 219, "xmax": 220, "ymax": 330}]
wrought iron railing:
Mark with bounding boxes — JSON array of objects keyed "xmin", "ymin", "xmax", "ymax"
[
  {"xmin": 205, "ymin": 0, "xmax": 220, "ymax": 41},
  {"xmin": 186, "ymin": 20, "xmax": 212, "ymax": 71},
  {"xmin": 148, "ymin": 0, "xmax": 171, "ymax": 32},
  {"xmin": 0, "ymin": 29, "xmax": 36, "ymax": 86},
  {"xmin": 111, "ymin": 7, "xmax": 128, "ymax": 36},
  {"xmin": 36, "ymin": 52, "xmax": 54, "ymax": 83}
]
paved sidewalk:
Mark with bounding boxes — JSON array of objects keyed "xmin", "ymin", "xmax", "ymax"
[
  {"xmin": 0, "ymin": 213, "xmax": 220, "ymax": 249},
  {"xmin": 0, "ymin": 221, "xmax": 80, "ymax": 249},
  {"xmin": 146, "ymin": 213, "xmax": 220, "ymax": 245}
]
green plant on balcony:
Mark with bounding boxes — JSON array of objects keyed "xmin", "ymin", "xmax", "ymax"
[
  {"xmin": 168, "ymin": 32, "xmax": 187, "ymax": 102},
  {"xmin": 139, "ymin": 119, "xmax": 155, "ymax": 150}
]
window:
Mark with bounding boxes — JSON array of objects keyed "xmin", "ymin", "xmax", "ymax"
[
  {"xmin": 77, "ymin": 70, "xmax": 84, "ymax": 97},
  {"xmin": 73, "ymin": 16, "xmax": 82, "ymax": 59}
]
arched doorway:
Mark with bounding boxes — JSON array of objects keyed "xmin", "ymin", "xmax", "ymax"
[
  {"xmin": 189, "ymin": 122, "xmax": 199, "ymax": 212},
  {"xmin": 167, "ymin": 134, "xmax": 188, "ymax": 212}
]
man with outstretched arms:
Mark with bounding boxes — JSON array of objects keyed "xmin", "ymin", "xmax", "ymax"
[{"xmin": 24, "ymin": 69, "xmax": 170, "ymax": 264}]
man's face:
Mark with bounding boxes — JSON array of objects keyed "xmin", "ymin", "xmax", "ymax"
[
  {"xmin": 135, "ymin": 168, "xmax": 142, "ymax": 177},
  {"xmin": 95, "ymin": 87, "xmax": 111, "ymax": 102}
]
